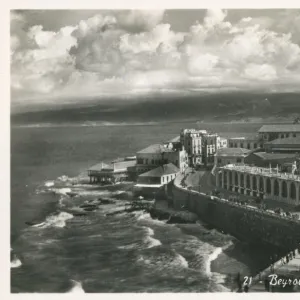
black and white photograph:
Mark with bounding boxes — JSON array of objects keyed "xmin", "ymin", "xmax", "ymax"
[{"xmin": 9, "ymin": 3, "xmax": 300, "ymax": 294}]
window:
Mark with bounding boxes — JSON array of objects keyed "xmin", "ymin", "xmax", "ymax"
[
  {"xmin": 286, "ymin": 133, "xmax": 289, "ymax": 138},
  {"xmin": 281, "ymin": 134, "xmax": 284, "ymax": 138},
  {"xmin": 293, "ymin": 133, "xmax": 296, "ymax": 137},
  {"xmin": 237, "ymin": 158, "xmax": 241, "ymax": 163},
  {"xmin": 247, "ymin": 143, "xmax": 250, "ymax": 149},
  {"xmin": 218, "ymin": 159, "xmax": 221, "ymax": 163},
  {"xmin": 151, "ymin": 159, "xmax": 154, "ymax": 164},
  {"xmin": 230, "ymin": 143, "xmax": 233, "ymax": 147},
  {"xmin": 254, "ymin": 143, "xmax": 257, "ymax": 149}
]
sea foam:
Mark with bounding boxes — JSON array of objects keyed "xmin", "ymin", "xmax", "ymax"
[
  {"xmin": 143, "ymin": 226, "xmax": 162, "ymax": 248},
  {"xmin": 11, "ymin": 256, "xmax": 22, "ymax": 268},
  {"xmin": 39, "ymin": 212, "xmax": 74, "ymax": 228},
  {"xmin": 67, "ymin": 280, "xmax": 85, "ymax": 293}
]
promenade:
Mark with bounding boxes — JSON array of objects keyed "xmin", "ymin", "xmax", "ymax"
[{"xmin": 180, "ymin": 168, "xmax": 300, "ymax": 293}]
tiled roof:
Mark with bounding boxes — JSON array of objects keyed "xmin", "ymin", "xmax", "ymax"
[
  {"xmin": 253, "ymin": 152, "xmax": 298, "ymax": 160},
  {"xmin": 265, "ymin": 137, "xmax": 300, "ymax": 145},
  {"xmin": 139, "ymin": 163, "xmax": 179, "ymax": 178},
  {"xmin": 137, "ymin": 144, "xmax": 173, "ymax": 154},
  {"xmin": 216, "ymin": 147, "xmax": 250, "ymax": 157},
  {"xmin": 258, "ymin": 124, "xmax": 300, "ymax": 133}
]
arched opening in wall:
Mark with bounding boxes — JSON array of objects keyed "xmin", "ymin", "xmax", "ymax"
[
  {"xmin": 282, "ymin": 181, "xmax": 288, "ymax": 198},
  {"xmin": 240, "ymin": 174, "xmax": 244, "ymax": 188},
  {"xmin": 246, "ymin": 174, "xmax": 251, "ymax": 195},
  {"xmin": 266, "ymin": 178, "xmax": 271, "ymax": 194},
  {"xmin": 253, "ymin": 176, "xmax": 257, "ymax": 190},
  {"xmin": 259, "ymin": 177, "xmax": 264, "ymax": 195},
  {"xmin": 228, "ymin": 171, "xmax": 232, "ymax": 187},
  {"xmin": 218, "ymin": 172, "xmax": 222, "ymax": 187},
  {"xmin": 223, "ymin": 171, "xmax": 227, "ymax": 188},
  {"xmin": 290, "ymin": 182, "xmax": 296, "ymax": 200},
  {"xmin": 235, "ymin": 172, "xmax": 239, "ymax": 192},
  {"xmin": 274, "ymin": 180, "xmax": 279, "ymax": 196},
  {"xmin": 246, "ymin": 174, "xmax": 250, "ymax": 188}
]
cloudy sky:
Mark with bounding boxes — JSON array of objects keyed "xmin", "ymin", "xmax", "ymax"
[{"xmin": 10, "ymin": 9, "xmax": 300, "ymax": 106}]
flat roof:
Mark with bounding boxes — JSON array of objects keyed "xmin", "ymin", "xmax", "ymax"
[
  {"xmin": 259, "ymin": 124, "xmax": 300, "ymax": 133},
  {"xmin": 216, "ymin": 147, "xmax": 250, "ymax": 157},
  {"xmin": 221, "ymin": 164, "xmax": 300, "ymax": 182}
]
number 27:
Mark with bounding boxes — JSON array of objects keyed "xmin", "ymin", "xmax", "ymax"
[{"xmin": 243, "ymin": 276, "xmax": 252, "ymax": 285}]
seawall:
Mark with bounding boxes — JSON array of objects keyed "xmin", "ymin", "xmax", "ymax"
[{"xmin": 172, "ymin": 173, "xmax": 300, "ymax": 251}]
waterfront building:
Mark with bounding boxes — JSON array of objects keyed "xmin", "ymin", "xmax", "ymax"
[
  {"xmin": 228, "ymin": 136, "xmax": 263, "ymax": 150},
  {"xmin": 214, "ymin": 148, "xmax": 250, "ymax": 167},
  {"xmin": 136, "ymin": 143, "xmax": 188, "ymax": 175},
  {"xmin": 87, "ymin": 158, "xmax": 136, "ymax": 183},
  {"xmin": 258, "ymin": 124, "xmax": 300, "ymax": 142},
  {"xmin": 134, "ymin": 163, "xmax": 179, "ymax": 197},
  {"xmin": 216, "ymin": 164, "xmax": 300, "ymax": 205},
  {"xmin": 264, "ymin": 136, "xmax": 300, "ymax": 153}
]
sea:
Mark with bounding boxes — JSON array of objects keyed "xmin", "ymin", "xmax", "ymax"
[{"xmin": 11, "ymin": 121, "xmax": 273, "ymax": 293}]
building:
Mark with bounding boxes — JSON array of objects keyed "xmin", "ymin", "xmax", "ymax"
[
  {"xmin": 258, "ymin": 124, "xmax": 300, "ymax": 142},
  {"xmin": 216, "ymin": 164, "xmax": 300, "ymax": 205},
  {"xmin": 136, "ymin": 143, "xmax": 188, "ymax": 175},
  {"xmin": 264, "ymin": 136, "xmax": 300, "ymax": 153},
  {"xmin": 217, "ymin": 136, "xmax": 228, "ymax": 149},
  {"xmin": 136, "ymin": 163, "xmax": 179, "ymax": 186},
  {"xmin": 180, "ymin": 129, "xmax": 227, "ymax": 167},
  {"xmin": 228, "ymin": 136, "xmax": 263, "ymax": 150},
  {"xmin": 180, "ymin": 129, "xmax": 205, "ymax": 166},
  {"xmin": 134, "ymin": 163, "xmax": 179, "ymax": 197},
  {"xmin": 87, "ymin": 158, "xmax": 136, "ymax": 184},
  {"xmin": 245, "ymin": 152, "xmax": 299, "ymax": 169},
  {"xmin": 202, "ymin": 133, "xmax": 219, "ymax": 166},
  {"xmin": 214, "ymin": 148, "xmax": 251, "ymax": 167}
]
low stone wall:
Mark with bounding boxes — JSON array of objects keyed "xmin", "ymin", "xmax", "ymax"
[{"xmin": 172, "ymin": 173, "xmax": 300, "ymax": 250}]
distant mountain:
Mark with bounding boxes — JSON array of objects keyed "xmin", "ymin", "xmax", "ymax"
[{"xmin": 11, "ymin": 92, "xmax": 300, "ymax": 125}]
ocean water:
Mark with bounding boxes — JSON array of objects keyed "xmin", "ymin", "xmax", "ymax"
[{"xmin": 11, "ymin": 122, "xmax": 269, "ymax": 293}]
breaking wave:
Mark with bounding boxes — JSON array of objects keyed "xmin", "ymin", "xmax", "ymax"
[
  {"xmin": 44, "ymin": 181, "xmax": 54, "ymax": 187},
  {"xmin": 67, "ymin": 280, "xmax": 85, "ymax": 293},
  {"xmin": 39, "ymin": 212, "xmax": 74, "ymax": 228},
  {"xmin": 144, "ymin": 226, "xmax": 162, "ymax": 248},
  {"xmin": 11, "ymin": 256, "xmax": 22, "ymax": 268}
]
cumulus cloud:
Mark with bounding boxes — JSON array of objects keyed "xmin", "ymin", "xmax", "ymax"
[{"xmin": 10, "ymin": 9, "xmax": 300, "ymax": 104}]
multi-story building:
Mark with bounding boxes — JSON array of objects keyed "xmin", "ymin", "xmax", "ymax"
[
  {"xmin": 202, "ymin": 134, "xmax": 218, "ymax": 166},
  {"xmin": 258, "ymin": 124, "xmax": 300, "ymax": 142},
  {"xmin": 180, "ymin": 129, "xmax": 205, "ymax": 166},
  {"xmin": 180, "ymin": 129, "xmax": 228, "ymax": 167},
  {"xmin": 136, "ymin": 143, "xmax": 188, "ymax": 175}
]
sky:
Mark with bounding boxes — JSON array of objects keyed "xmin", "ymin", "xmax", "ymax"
[{"xmin": 10, "ymin": 9, "xmax": 300, "ymax": 107}]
